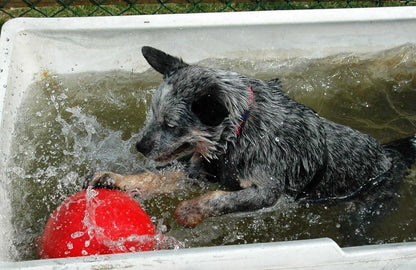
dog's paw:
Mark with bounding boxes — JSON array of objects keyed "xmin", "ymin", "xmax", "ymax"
[
  {"xmin": 174, "ymin": 199, "xmax": 207, "ymax": 228},
  {"xmin": 83, "ymin": 171, "xmax": 120, "ymax": 190}
]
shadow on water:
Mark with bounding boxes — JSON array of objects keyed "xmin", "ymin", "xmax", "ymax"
[{"xmin": 4, "ymin": 44, "xmax": 416, "ymax": 260}]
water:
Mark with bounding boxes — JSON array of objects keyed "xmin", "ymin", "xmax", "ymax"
[{"xmin": 4, "ymin": 44, "xmax": 416, "ymax": 261}]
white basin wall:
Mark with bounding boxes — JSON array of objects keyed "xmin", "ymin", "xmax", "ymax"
[{"xmin": 1, "ymin": 7, "xmax": 416, "ymax": 268}]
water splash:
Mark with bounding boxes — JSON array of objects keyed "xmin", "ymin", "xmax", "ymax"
[{"xmin": 81, "ymin": 188, "xmax": 184, "ymax": 253}]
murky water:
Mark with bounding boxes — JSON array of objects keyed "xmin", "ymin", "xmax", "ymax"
[{"xmin": 5, "ymin": 44, "xmax": 416, "ymax": 260}]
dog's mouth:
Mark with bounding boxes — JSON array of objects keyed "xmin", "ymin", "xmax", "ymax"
[{"xmin": 155, "ymin": 142, "xmax": 193, "ymax": 162}]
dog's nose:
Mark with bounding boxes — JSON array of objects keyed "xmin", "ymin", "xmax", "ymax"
[{"xmin": 136, "ymin": 140, "xmax": 152, "ymax": 156}]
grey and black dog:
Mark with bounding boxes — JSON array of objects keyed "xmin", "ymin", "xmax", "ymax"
[{"xmin": 85, "ymin": 46, "xmax": 416, "ymax": 228}]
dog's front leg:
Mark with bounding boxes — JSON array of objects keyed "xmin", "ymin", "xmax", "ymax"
[
  {"xmin": 84, "ymin": 170, "xmax": 186, "ymax": 197},
  {"xmin": 174, "ymin": 186, "xmax": 279, "ymax": 227}
]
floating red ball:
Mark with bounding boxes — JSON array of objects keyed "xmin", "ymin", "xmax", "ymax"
[{"xmin": 38, "ymin": 188, "xmax": 156, "ymax": 259}]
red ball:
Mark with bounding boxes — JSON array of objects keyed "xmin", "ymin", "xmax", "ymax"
[{"xmin": 38, "ymin": 189, "xmax": 156, "ymax": 259}]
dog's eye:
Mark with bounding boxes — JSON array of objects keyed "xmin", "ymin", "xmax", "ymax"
[
  {"xmin": 166, "ymin": 123, "xmax": 175, "ymax": 128},
  {"xmin": 162, "ymin": 120, "xmax": 175, "ymax": 129}
]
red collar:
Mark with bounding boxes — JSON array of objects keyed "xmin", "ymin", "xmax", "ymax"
[{"xmin": 235, "ymin": 86, "xmax": 254, "ymax": 135}]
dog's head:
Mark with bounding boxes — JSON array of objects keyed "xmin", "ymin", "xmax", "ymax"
[{"xmin": 136, "ymin": 46, "xmax": 253, "ymax": 162}]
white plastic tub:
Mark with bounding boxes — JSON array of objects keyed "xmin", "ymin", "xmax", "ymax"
[{"xmin": 1, "ymin": 7, "xmax": 416, "ymax": 269}]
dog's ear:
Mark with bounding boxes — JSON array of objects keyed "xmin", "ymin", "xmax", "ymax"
[
  {"xmin": 142, "ymin": 46, "xmax": 188, "ymax": 75},
  {"xmin": 191, "ymin": 93, "xmax": 229, "ymax": 126}
]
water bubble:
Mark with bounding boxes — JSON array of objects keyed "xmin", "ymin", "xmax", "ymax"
[
  {"xmin": 274, "ymin": 137, "xmax": 280, "ymax": 143},
  {"xmin": 71, "ymin": 231, "xmax": 84, "ymax": 239}
]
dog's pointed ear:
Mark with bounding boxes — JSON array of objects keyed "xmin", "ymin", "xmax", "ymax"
[
  {"xmin": 191, "ymin": 93, "xmax": 229, "ymax": 127},
  {"xmin": 142, "ymin": 46, "xmax": 188, "ymax": 75}
]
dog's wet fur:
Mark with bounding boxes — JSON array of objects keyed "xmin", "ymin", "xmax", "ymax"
[{"xmin": 85, "ymin": 46, "xmax": 416, "ymax": 228}]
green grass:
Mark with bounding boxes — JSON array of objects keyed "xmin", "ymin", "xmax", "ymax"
[{"xmin": 1, "ymin": 1, "xmax": 415, "ymax": 29}]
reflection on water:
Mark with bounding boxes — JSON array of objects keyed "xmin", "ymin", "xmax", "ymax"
[{"xmin": 4, "ymin": 44, "xmax": 416, "ymax": 260}]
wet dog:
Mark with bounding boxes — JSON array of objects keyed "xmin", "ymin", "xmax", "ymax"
[{"xmin": 85, "ymin": 46, "xmax": 416, "ymax": 228}]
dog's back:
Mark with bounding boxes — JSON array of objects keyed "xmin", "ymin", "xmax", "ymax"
[{"xmin": 211, "ymin": 76, "xmax": 395, "ymax": 201}]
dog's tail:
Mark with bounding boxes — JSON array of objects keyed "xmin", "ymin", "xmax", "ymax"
[{"xmin": 383, "ymin": 135, "xmax": 416, "ymax": 168}]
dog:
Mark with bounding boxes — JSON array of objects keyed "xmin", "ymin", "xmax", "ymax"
[{"xmin": 85, "ymin": 46, "xmax": 416, "ymax": 228}]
